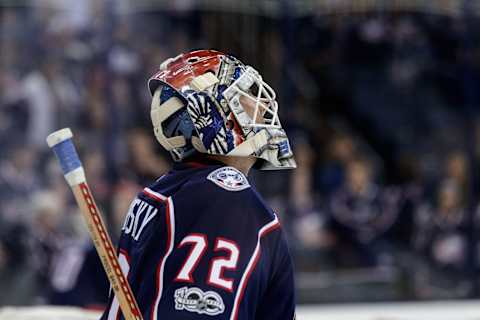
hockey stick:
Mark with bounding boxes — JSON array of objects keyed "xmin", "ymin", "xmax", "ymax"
[{"xmin": 46, "ymin": 128, "xmax": 143, "ymax": 320}]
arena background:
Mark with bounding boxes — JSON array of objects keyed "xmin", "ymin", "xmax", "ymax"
[{"xmin": 1, "ymin": 0, "xmax": 480, "ymax": 318}]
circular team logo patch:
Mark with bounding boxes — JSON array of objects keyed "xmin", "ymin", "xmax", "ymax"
[{"xmin": 207, "ymin": 166, "xmax": 250, "ymax": 191}]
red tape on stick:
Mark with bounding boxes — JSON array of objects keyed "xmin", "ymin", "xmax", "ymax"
[{"xmin": 79, "ymin": 183, "xmax": 142, "ymax": 318}]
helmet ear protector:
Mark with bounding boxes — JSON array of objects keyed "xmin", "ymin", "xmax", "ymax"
[{"xmin": 148, "ymin": 49, "xmax": 296, "ymax": 170}]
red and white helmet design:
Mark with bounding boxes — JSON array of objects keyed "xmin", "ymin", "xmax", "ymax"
[{"xmin": 148, "ymin": 49, "xmax": 296, "ymax": 170}]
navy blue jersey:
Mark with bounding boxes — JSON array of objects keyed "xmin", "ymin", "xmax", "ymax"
[{"xmin": 101, "ymin": 163, "xmax": 296, "ymax": 320}]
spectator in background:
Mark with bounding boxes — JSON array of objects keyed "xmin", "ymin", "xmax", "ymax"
[
  {"xmin": 444, "ymin": 151, "xmax": 469, "ymax": 202},
  {"xmin": 22, "ymin": 57, "xmax": 80, "ymax": 149},
  {"xmin": 83, "ymin": 149, "xmax": 110, "ymax": 208},
  {"xmin": 318, "ymin": 132, "xmax": 356, "ymax": 194},
  {"xmin": 291, "ymin": 136, "xmax": 315, "ymax": 216},
  {"xmin": 29, "ymin": 191, "xmax": 67, "ymax": 302},
  {"xmin": 413, "ymin": 180, "xmax": 470, "ymax": 298},
  {"xmin": 79, "ymin": 63, "xmax": 109, "ymax": 142},
  {"xmin": 0, "ymin": 145, "xmax": 39, "ymax": 224},
  {"xmin": 108, "ymin": 20, "xmax": 141, "ymax": 77},
  {"xmin": 390, "ymin": 17, "xmax": 430, "ymax": 89},
  {"xmin": 0, "ymin": 224, "xmax": 33, "ymax": 305},
  {"xmin": 0, "ymin": 67, "xmax": 29, "ymax": 152},
  {"xmin": 416, "ymin": 181, "xmax": 468, "ymax": 269},
  {"xmin": 291, "ymin": 137, "xmax": 337, "ymax": 270},
  {"xmin": 27, "ymin": 188, "xmax": 109, "ymax": 307},
  {"xmin": 328, "ymin": 157, "xmax": 402, "ymax": 267}
]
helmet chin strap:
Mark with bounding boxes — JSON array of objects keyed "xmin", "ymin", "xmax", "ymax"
[
  {"xmin": 227, "ymin": 129, "xmax": 297, "ymax": 170},
  {"xmin": 151, "ymin": 92, "xmax": 187, "ymax": 151}
]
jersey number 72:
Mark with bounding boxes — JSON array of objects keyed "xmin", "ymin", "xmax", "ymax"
[{"xmin": 174, "ymin": 234, "xmax": 240, "ymax": 292}]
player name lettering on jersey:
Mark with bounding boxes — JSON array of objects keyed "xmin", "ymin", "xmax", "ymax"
[{"xmin": 122, "ymin": 198, "xmax": 158, "ymax": 241}]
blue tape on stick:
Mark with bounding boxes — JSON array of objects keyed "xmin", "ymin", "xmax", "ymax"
[{"xmin": 51, "ymin": 139, "xmax": 82, "ymax": 175}]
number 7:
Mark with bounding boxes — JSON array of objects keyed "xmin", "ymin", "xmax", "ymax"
[{"xmin": 174, "ymin": 234, "xmax": 208, "ymax": 283}]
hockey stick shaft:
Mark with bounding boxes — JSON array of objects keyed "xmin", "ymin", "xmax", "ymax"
[{"xmin": 47, "ymin": 128, "xmax": 143, "ymax": 320}]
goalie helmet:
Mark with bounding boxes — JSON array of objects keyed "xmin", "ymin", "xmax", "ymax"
[{"xmin": 148, "ymin": 49, "xmax": 296, "ymax": 170}]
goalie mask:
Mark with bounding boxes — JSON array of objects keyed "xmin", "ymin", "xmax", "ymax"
[{"xmin": 148, "ymin": 49, "xmax": 296, "ymax": 170}]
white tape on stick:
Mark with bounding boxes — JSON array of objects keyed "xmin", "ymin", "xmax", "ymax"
[{"xmin": 46, "ymin": 128, "xmax": 73, "ymax": 147}]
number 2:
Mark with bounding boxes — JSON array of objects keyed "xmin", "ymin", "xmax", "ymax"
[
  {"xmin": 174, "ymin": 234, "xmax": 240, "ymax": 291},
  {"xmin": 207, "ymin": 238, "xmax": 239, "ymax": 292}
]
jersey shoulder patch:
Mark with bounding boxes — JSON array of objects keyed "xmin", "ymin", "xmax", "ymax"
[{"xmin": 207, "ymin": 166, "xmax": 250, "ymax": 191}]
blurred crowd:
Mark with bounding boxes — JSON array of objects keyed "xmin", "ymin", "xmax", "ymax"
[{"xmin": 1, "ymin": 0, "xmax": 480, "ymax": 307}]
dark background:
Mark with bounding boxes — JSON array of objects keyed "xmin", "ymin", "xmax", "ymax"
[{"xmin": 1, "ymin": 0, "xmax": 480, "ymax": 307}]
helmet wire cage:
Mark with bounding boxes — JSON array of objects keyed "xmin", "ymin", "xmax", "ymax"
[{"xmin": 223, "ymin": 66, "xmax": 281, "ymax": 133}]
